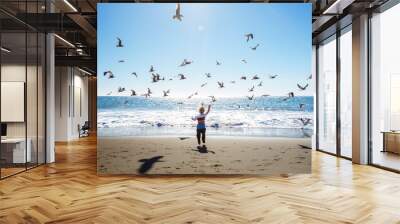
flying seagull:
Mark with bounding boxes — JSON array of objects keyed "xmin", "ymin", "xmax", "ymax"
[
  {"xmin": 245, "ymin": 33, "xmax": 254, "ymax": 42},
  {"xmin": 147, "ymin": 88, "xmax": 152, "ymax": 95},
  {"xmin": 116, "ymin": 37, "xmax": 123, "ymax": 47},
  {"xmin": 209, "ymin": 96, "xmax": 216, "ymax": 102},
  {"xmin": 106, "ymin": 91, "xmax": 112, "ymax": 96},
  {"xmin": 149, "ymin": 65, "xmax": 155, "ymax": 73},
  {"xmin": 252, "ymin": 75, "xmax": 260, "ymax": 80},
  {"xmin": 308, "ymin": 74, "xmax": 312, "ymax": 80},
  {"xmin": 241, "ymin": 59, "xmax": 247, "ymax": 64},
  {"xmin": 163, "ymin": 90, "xmax": 170, "ymax": 97},
  {"xmin": 251, "ymin": 44, "xmax": 260, "ymax": 50},
  {"xmin": 173, "ymin": 3, "xmax": 183, "ymax": 21},
  {"xmin": 131, "ymin": 72, "xmax": 138, "ymax": 77},
  {"xmin": 269, "ymin": 75, "xmax": 278, "ymax": 79},
  {"xmin": 283, "ymin": 92, "xmax": 295, "ymax": 101},
  {"xmin": 103, "ymin": 71, "xmax": 115, "ymax": 79},
  {"xmin": 216, "ymin": 60, "xmax": 221, "ymax": 66},
  {"xmin": 118, "ymin": 87, "xmax": 126, "ymax": 93},
  {"xmin": 179, "ymin": 59, "xmax": 193, "ymax": 67},
  {"xmin": 299, "ymin": 103, "xmax": 305, "ymax": 110},
  {"xmin": 130, "ymin": 90, "xmax": 136, "ymax": 96},
  {"xmin": 248, "ymin": 86, "xmax": 255, "ymax": 92},
  {"xmin": 262, "ymin": 94, "xmax": 270, "ymax": 97},
  {"xmin": 297, "ymin": 83, "xmax": 309, "ymax": 91},
  {"xmin": 230, "ymin": 81, "xmax": 236, "ymax": 84},
  {"xmin": 217, "ymin": 81, "xmax": 224, "ymax": 88},
  {"xmin": 298, "ymin": 118, "xmax": 312, "ymax": 127},
  {"xmin": 205, "ymin": 73, "xmax": 211, "ymax": 78},
  {"xmin": 257, "ymin": 81, "xmax": 263, "ymax": 87},
  {"xmin": 118, "ymin": 60, "xmax": 125, "ymax": 63},
  {"xmin": 178, "ymin": 74, "xmax": 186, "ymax": 80},
  {"xmin": 201, "ymin": 83, "xmax": 207, "ymax": 87},
  {"xmin": 240, "ymin": 76, "xmax": 247, "ymax": 80},
  {"xmin": 247, "ymin": 95, "xmax": 255, "ymax": 100}
]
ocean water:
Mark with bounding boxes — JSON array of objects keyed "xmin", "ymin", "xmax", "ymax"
[{"xmin": 98, "ymin": 96, "xmax": 314, "ymax": 138}]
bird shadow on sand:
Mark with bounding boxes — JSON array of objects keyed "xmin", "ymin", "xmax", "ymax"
[
  {"xmin": 192, "ymin": 145, "xmax": 215, "ymax": 154},
  {"xmin": 137, "ymin": 156, "xmax": 164, "ymax": 174},
  {"xmin": 298, "ymin": 144, "xmax": 312, "ymax": 149}
]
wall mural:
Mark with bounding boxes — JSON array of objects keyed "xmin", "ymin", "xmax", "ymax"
[{"xmin": 97, "ymin": 3, "xmax": 313, "ymax": 175}]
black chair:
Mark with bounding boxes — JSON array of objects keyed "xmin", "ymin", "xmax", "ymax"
[{"xmin": 79, "ymin": 121, "xmax": 90, "ymax": 138}]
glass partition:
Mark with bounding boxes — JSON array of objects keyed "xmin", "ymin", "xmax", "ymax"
[
  {"xmin": 339, "ymin": 27, "xmax": 352, "ymax": 158},
  {"xmin": 370, "ymin": 3, "xmax": 400, "ymax": 171},
  {"xmin": 0, "ymin": 1, "xmax": 46, "ymax": 179},
  {"xmin": 317, "ymin": 35, "xmax": 337, "ymax": 154}
]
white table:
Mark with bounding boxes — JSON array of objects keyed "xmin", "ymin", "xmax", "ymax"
[{"xmin": 1, "ymin": 138, "xmax": 31, "ymax": 163}]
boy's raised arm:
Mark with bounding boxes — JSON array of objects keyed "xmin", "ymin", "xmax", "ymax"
[{"xmin": 206, "ymin": 105, "xmax": 211, "ymax": 115}]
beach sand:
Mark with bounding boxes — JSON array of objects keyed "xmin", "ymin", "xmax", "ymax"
[{"xmin": 97, "ymin": 136, "xmax": 311, "ymax": 175}]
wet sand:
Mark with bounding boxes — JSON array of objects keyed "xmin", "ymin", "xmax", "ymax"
[{"xmin": 97, "ymin": 136, "xmax": 311, "ymax": 175}]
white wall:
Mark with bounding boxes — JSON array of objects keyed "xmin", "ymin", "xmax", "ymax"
[{"xmin": 55, "ymin": 67, "xmax": 89, "ymax": 141}]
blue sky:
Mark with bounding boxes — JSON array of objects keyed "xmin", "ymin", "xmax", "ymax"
[{"xmin": 98, "ymin": 3, "xmax": 312, "ymax": 98}]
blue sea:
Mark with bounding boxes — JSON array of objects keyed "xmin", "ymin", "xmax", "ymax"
[{"xmin": 98, "ymin": 96, "xmax": 314, "ymax": 138}]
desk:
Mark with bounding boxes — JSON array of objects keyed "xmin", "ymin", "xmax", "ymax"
[
  {"xmin": 382, "ymin": 131, "xmax": 400, "ymax": 154},
  {"xmin": 1, "ymin": 138, "xmax": 31, "ymax": 163}
]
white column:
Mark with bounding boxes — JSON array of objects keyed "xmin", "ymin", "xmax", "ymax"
[
  {"xmin": 352, "ymin": 14, "xmax": 369, "ymax": 164},
  {"xmin": 46, "ymin": 33, "xmax": 55, "ymax": 163}
]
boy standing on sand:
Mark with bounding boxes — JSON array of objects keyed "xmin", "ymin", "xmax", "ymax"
[{"xmin": 192, "ymin": 104, "xmax": 211, "ymax": 147}]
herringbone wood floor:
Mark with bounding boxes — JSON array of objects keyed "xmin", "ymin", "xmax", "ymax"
[{"xmin": 1, "ymin": 136, "xmax": 400, "ymax": 224}]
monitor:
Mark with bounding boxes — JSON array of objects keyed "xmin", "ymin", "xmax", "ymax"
[{"xmin": 1, "ymin": 123, "xmax": 7, "ymax": 137}]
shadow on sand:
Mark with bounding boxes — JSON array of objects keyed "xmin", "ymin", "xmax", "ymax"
[{"xmin": 137, "ymin": 156, "xmax": 164, "ymax": 174}]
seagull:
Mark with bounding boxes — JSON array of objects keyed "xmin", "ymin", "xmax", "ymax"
[
  {"xmin": 178, "ymin": 74, "xmax": 186, "ymax": 80},
  {"xmin": 257, "ymin": 81, "xmax": 263, "ymax": 87},
  {"xmin": 298, "ymin": 118, "xmax": 312, "ymax": 127},
  {"xmin": 209, "ymin": 96, "xmax": 216, "ymax": 102},
  {"xmin": 194, "ymin": 92, "xmax": 198, "ymax": 96},
  {"xmin": 151, "ymin": 73, "xmax": 158, "ymax": 83},
  {"xmin": 216, "ymin": 60, "xmax": 221, "ymax": 66},
  {"xmin": 163, "ymin": 90, "xmax": 170, "ymax": 97},
  {"xmin": 131, "ymin": 72, "xmax": 138, "ymax": 77},
  {"xmin": 118, "ymin": 60, "xmax": 125, "ymax": 63},
  {"xmin": 147, "ymin": 88, "xmax": 152, "ymax": 95},
  {"xmin": 106, "ymin": 91, "xmax": 112, "ymax": 96},
  {"xmin": 130, "ymin": 90, "xmax": 136, "ymax": 96},
  {"xmin": 179, "ymin": 59, "xmax": 193, "ymax": 67},
  {"xmin": 247, "ymin": 95, "xmax": 255, "ymax": 100},
  {"xmin": 245, "ymin": 33, "xmax": 254, "ymax": 42},
  {"xmin": 251, "ymin": 44, "xmax": 260, "ymax": 50},
  {"xmin": 240, "ymin": 76, "xmax": 247, "ymax": 80},
  {"xmin": 230, "ymin": 81, "xmax": 236, "ymax": 84},
  {"xmin": 103, "ymin": 71, "xmax": 115, "ymax": 79},
  {"xmin": 118, "ymin": 87, "xmax": 125, "ymax": 93},
  {"xmin": 205, "ymin": 73, "xmax": 211, "ymax": 78},
  {"xmin": 308, "ymin": 74, "xmax": 312, "ymax": 80},
  {"xmin": 172, "ymin": 3, "xmax": 183, "ymax": 21},
  {"xmin": 241, "ymin": 59, "xmax": 247, "ymax": 63},
  {"xmin": 248, "ymin": 86, "xmax": 255, "ymax": 92},
  {"xmin": 201, "ymin": 83, "xmax": 207, "ymax": 87},
  {"xmin": 297, "ymin": 83, "xmax": 309, "ymax": 91},
  {"xmin": 252, "ymin": 75, "xmax": 260, "ymax": 80},
  {"xmin": 149, "ymin": 65, "xmax": 155, "ymax": 73},
  {"xmin": 217, "ymin": 81, "xmax": 224, "ymax": 88},
  {"xmin": 283, "ymin": 92, "xmax": 295, "ymax": 101},
  {"xmin": 116, "ymin": 37, "xmax": 123, "ymax": 47},
  {"xmin": 299, "ymin": 103, "xmax": 305, "ymax": 110},
  {"xmin": 269, "ymin": 75, "xmax": 278, "ymax": 79},
  {"xmin": 187, "ymin": 94, "xmax": 194, "ymax": 99},
  {"xmin": 262, "ymin": 94, "xmax": 270, "ymax": 97}
]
